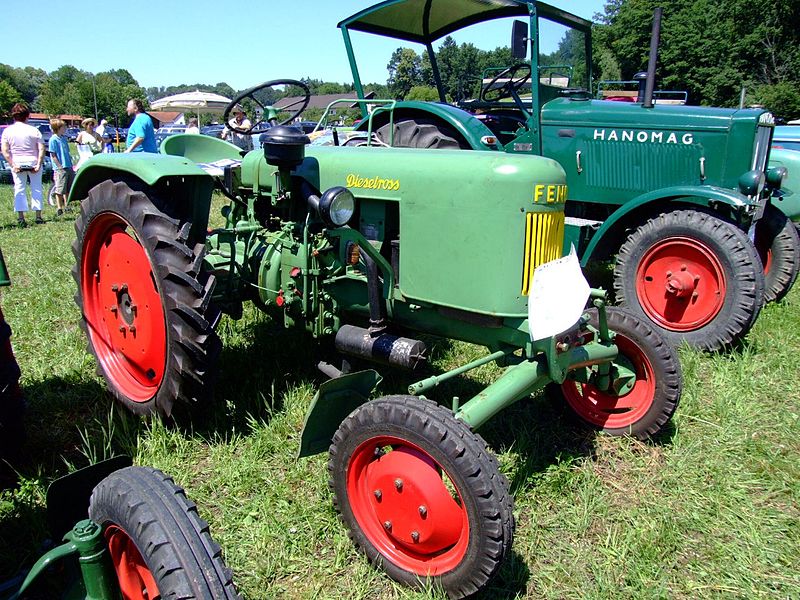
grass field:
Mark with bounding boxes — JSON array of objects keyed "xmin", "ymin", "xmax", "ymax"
[{"xmin": 0, "ymin": 182, "xmax": 798, "ymax": 599}]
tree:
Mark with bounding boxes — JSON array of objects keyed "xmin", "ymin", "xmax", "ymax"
[
  {"xmin": 0, "ymin": 80, "xmax": 21, "ymax": 116},
  {"xmin": 406, "ymin": 85, "xmax": 440, "ymax": 101},
  {"xmin": 387, "ymin": 48, "xmax": 422, "ymax": 98}
]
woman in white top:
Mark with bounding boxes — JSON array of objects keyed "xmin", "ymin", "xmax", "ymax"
[
  {"xmin": 75, "ymin": 118, "xmax": 103, "ymax": 168},
  {"xmin": 0, "ymin": 103, "xmax": 45, "ymax": 226}
]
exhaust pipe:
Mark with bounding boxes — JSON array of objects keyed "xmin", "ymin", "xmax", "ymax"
[
  {"xmin": 642, "ymin": 7, "xmax": 663, "ymax": 109},
  {"xmin": 335, "ymin": 325, "xmax": 427, "ymax": 370}
]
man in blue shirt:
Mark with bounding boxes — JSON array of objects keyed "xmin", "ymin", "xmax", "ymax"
[{"xmin": 125, "ymin": 99, "xmax": 157, "ymax": 153}]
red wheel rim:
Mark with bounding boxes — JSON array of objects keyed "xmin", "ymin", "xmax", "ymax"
[
  {"xmin": 81, "ymin": 213, "xmax": 166, "ymax": 402},
  {"xmin": 562, "ymin": 334, "xmax": 656, "ymax": 429},
  {"xmin": 346, "ymin": 436, "xmax": 470, "ymax": 576},
  {"xmin": 105, "ymin": 525, "xmax": 160, "ymax": 600},
  {"xmin": 635, "ymin": 237, "xmax": 726, "ymax": 331}
]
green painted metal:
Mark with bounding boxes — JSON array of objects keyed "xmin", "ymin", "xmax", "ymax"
[
  {"xmin": 572, "ymin": 184, "xmax": 757, "ymax": 263},
  {"xmin": 353, "ymin": 100, "xmax": 496, "ymax": 149},
  {"xmin": 0, "ymin": 248, "xmax": 9, "ymax": 287},
  {"xmin": 160, "ymin": 133, "xmax": 243, "ymax": 163},
  {"xmin": 13, "ymin": 519, "xmax": 115, "ymax": 600},
  {"xmin": 769, "ymin": 148, "xmax": 800, "ymax": 221},
  {"xmin": 299, "ymin": 369, "xmax": 383, "ymax": 457}
]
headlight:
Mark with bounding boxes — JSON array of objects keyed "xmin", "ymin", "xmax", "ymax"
[
  {"xmin": 766, "ymin": 166, "xmax": 787, "ymax": 189},
  {"xmin": 319, "ymin": 186, "xmax": 355, "ymax": 227},
  {"xmin": 738, "ymin": 169, "xmax": 765, "ymax": 197}
]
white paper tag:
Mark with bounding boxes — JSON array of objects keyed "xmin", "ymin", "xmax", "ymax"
[{"xmin": 527, "ymin": 245, "xmax": 591, "ymax": 342}]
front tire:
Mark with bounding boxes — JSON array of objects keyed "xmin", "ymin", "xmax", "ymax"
[
  {"xmin": 614, "ymin": 210, "xmax": 765, "ymax": 351},
  {"xmin": 72, "ymin": 180, "xmax": 221, "ymax": 417},
  {"xmin": 754, "ymin": 203, "xmax": 800, "ymax": 303},
  {"xmin": 329, "ymin": 396, "xmax": 514, "ymax": 599},
  {"xmin": 89, "ymin": 466, "xmax": 240, "ymax": 600},
  {"xmin": 554, "ymin": 307, "xmax": 682, "ymax": 440}
]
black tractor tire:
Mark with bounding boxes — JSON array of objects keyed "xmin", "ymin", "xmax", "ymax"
[
  {"xmin": 72, "ymin": 180, "xmax": 221, "ymax": 417},
  {"xmin": 754, "ymin": 203, "xmax": 800, "ymax": 303},
  {"xmin": 89, "ymin": 466, "xmax": 240, "ymax": 599},
  {"xmin": 613, "ymin": 210, "xmax": 765, "ymax": 351},
  {"xmin": 549, "ymin": 307, "xmax": 682, "ymax": 440},
  {"xmin": 329, "ymin": 395, "xmax": 514, "ymax": 599},
  {"xmin": 375, "ymin": 118, "xmax": 466, "ymax": 149}
]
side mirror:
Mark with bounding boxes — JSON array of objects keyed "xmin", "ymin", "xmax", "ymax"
[{"xmin": 511, "ymin": 20, "xmax": 528, "ymax": 59}]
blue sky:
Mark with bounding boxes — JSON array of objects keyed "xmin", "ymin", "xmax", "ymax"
[{"xmin": 3, "ymin": 0, "xmax": 605, "ymax": 90}]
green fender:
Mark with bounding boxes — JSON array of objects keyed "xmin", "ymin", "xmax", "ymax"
[
  {"xmin": 355, "ymin": 101, "xmax": 496, "ymax": 150},
  {"xmin": 768, "ymin": 148, "xmax": 800, "ymax": 221},
  {"xmin": 578, "ymin": 184, "xmax": 757, "ymax": 264},
  {"xmin": 298, "ymin": 369, "xmax": 382, "ymax": 458},
  {"xmin": 67, "ymin": 153, "xmax": 215, "ymax": 245}
]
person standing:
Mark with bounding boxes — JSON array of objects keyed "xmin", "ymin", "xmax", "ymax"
[
  {"xmin": 0, "ymin": 103, "xmax": 45, "ymax": 226},
  {"xmin": 48, "ymin": 119, "xmax": 74, "ymax": 217},
  {"xmin": 75, "ymin": 118, "xmax": 103, "ymax": 168},
  {"xmin": 185, "ymin": 118, "xmax": 200, "ymax": 134},
  {"xmin": 124, "ymin": 99, "xmax": 157, "ymax": 153},
  {"xmin": 96, "ymin": 118, "xmax": 107, "ymax": 137},
  {"xmin": 221, "ymin": 106, "xmax": 253, "ymax": 151}
]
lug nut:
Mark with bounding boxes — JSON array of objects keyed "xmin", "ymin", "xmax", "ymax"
[
  {"xmin": 111, "ymin": 284, "xmax": 119, "ymax": 292},
  {"xmin": 666, "ymin": 271, "xmax": 672, "ymax": 277},
  {"xmin": 109, "ymin": 306, "xmax": 117, "ymax": 313},
  {"xmin": 120, "ymin": 284, "xmax": 128, "ymax": 292},
  {"xmin": 129, "ymin": 325, "xmax": 136, "ymax": 333},
  {"xmin": 118, "ymin": 326, "xmax": 126, "ymax": 333},
  {"xmin": 394, "ymin": 479, "xmax": 403, "ymax": 491},
  {"xmin": 411, "ymin": 531, "xmax": 419, "ymax": 543},
  {"xmin": 418, "ymin": 506, "xmax": 427, "ymax": 518},
  {"xmin": 680, "ymin": 264, "xmax": 687, "ymax": 271},
  {"xmin": 383, "ymin": 521, "xmax": 392, "ymax": 531},
  {"xmin": 373, "ymin": 489, "xmax": 382, "ymax": 501}
]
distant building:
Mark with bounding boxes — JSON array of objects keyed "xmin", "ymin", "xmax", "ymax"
[{"xmin": 28, "ymin": 113, "xmax": 84, "ymax": 126}]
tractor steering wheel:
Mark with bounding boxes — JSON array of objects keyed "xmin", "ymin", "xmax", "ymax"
[
  {"xmin": 223, "ymin": 79, "xmax": 311, "ymax": 135},
  {"xmin": 480, "ymin": 64, "xmax": 532, "ymax": 103}
]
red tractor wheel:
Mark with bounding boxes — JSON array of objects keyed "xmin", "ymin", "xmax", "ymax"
[
  {"xmin": 72, "ymin": 180, "xmax": 220, "ymax": 416},
  {"xmin": 754, "ymin": 203, "xmax": 800, "ymax": 303},
  {"xmin": 89, "ymin": 466, "xmax": 240, "ymax": 600},
  {"xmin": 554, "ymin": 307, "xmax": 682, "ymax": 440},
  {"xmin": 329, "ymin": 396, "xmax": 514, "ymax": 599},
  {"xmin": 614, "ymin": 210, "xmax": 765, "ymax": 351}
]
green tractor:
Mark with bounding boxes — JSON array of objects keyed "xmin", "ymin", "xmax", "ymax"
[
  {"xmin": 335, "ymin": 0, "xmax": 799, "ymax": 351},
  {"xmin": 69, "ymin": 82, "xmax": 682, "ymax": 597}
]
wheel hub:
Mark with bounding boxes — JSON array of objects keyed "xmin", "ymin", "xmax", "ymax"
[
  {"xmin": 366, "ymin": 447, "xmax": 462, "ymax": 553},
  {"xmin": 81, "ymin": 213, "xmax": 167, "ymax": 402},
  {"xmin": 636, "ymin": 237, "xmax": 726, "ymax": 331}
]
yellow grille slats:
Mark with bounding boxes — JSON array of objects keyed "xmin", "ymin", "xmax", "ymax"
[{"xmin": 521, "ymin": 211, "xmax": 566, "ymax": 295}]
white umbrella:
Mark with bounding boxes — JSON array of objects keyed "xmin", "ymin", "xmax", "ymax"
[{"xmin": 150, "ymin": 90, "xmax": 232, "ymax": 124}]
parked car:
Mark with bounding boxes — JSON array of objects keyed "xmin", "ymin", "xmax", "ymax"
[
  {"xmin": 773, "ymin": 125, "xmax": 800, "ymax": 152},
  {"xmin": 66, "ymin": 127, "xmax": 81, "ymax": 142},
  {"xmin": 201, "ymin": 124, "xmax": 225, "ymax": 138},
  {"xmin": 35, "ymin": 123, "xmax": 53, "ymax": 146},
  {"xmin": 154, "ymin": 125, "xmax": 187, "ymax": 149},
  {"xmin": 0, "ymin": 155, "xmax": 53, "ymax": 184}
]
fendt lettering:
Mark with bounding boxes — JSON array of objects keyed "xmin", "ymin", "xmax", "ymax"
[
  {"xmin": 592, "ymin": 129, "xmax": 694, "ymax": 145},
  {"xmin": 534, "ymin": 183, "xmax": 568, "ymax": 203}
]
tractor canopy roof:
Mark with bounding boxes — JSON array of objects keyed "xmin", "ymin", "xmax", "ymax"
[{"xmin": 338, "ymin": 0, "xmax": 592, "ymax": 45}]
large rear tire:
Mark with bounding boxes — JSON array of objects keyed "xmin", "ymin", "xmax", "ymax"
[
  {"xmin": 613, "ymin": 210, "xmax": 765, "ymax": 351},
  {"xmin": 89, "ymin": 466, "xmax": 240, "ymax": 600},
  {"xmin": 552, "ymin": 307, "xmax": 682, "ymax": 440},
  {"xmin": 329, "ymin": 396, "xmax": 514, "ymax": 599},
  {"xmin": 72, "ymin": 180, "xmax": 220, "ymax": 417},
  {"xmin": 754, "ymin": 203, "xmax": 800, "ymax": 303},
  {"xmin": 376, "ymin": 118, "xmax": 466, "ymax": 149}
]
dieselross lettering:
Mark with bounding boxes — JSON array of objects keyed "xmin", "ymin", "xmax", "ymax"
[
  {"xmin": 593, "ymin": 129, "xmax": 694, "ymax": 145},
  {"xmin": 345, "ymin": 173, "xmax": 401, "ymax": 191}
]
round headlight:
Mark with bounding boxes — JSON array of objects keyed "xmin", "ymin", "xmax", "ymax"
[
  {"xmin": 319, "ymin": 187, "xmax": 355, "ymax": 227},
  {"xmin": 738, "ymin": 169, "xmax": 765, "ymax": 197},
  {"xmin": 766, "ymin": 166, "xmax": 787, "ymax": 189}
]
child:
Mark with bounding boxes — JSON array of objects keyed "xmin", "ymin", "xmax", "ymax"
[{"xmin": 48, "ymin": 119, "xmax": 74, "ymax": 217}]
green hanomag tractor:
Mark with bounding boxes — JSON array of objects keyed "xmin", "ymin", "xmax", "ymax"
[
  {"xmin": 69, "ymin": 82, "xmax": 682, "ymax": 597},
  {"xmin": 335, "ymin": 0, "xmax": 799, "ymax": 352}
]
